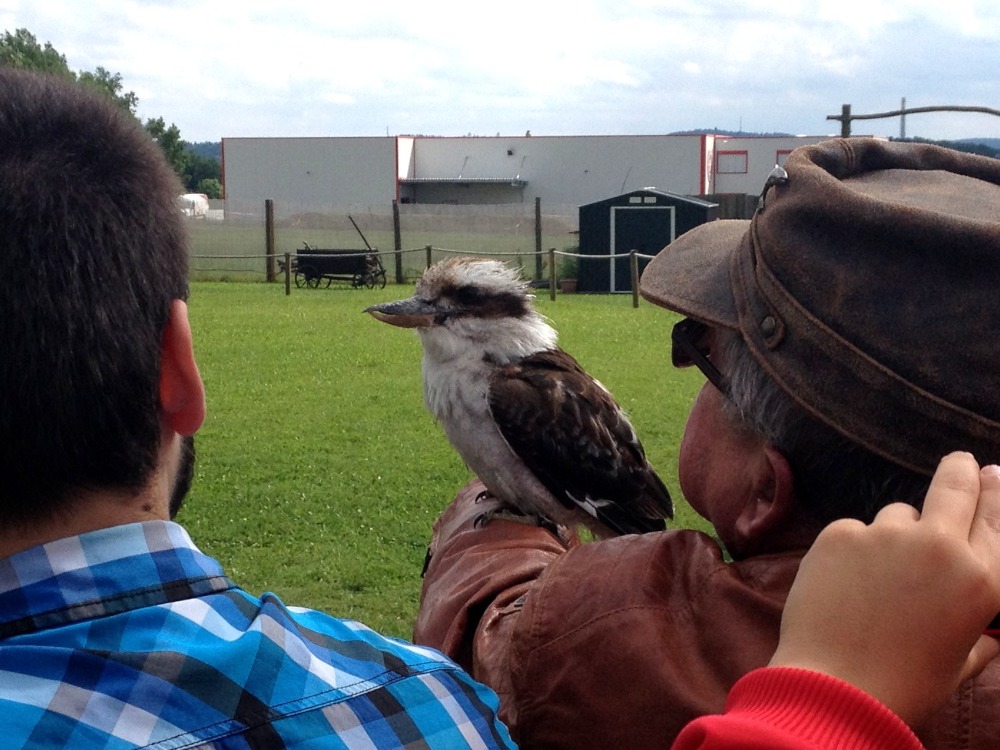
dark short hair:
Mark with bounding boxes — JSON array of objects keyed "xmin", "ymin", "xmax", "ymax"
[
  {"xmin": 720, "ymin": 331, "xmax": 930, "ymax": 526},
  {"xmin": 0, "ymin": 68, "xmax": 189, "ymax": 523}
]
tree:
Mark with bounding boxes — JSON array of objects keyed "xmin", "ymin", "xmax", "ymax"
[
  {"xmin": 144, "ymin": 117, "xmax": 189, "ymax": 179},
  {"xmin": 196, "ymin": 178, "xmax": 223, "ymax": 199},
  {"xmin": 186, "ymin": 153, "xmax": 221, "ymax": 190},
  {"xmin": 0, "ymin": 28, "xmax": 220, "ymax": 188},
  {"xmin": 185, "ymin": 153, "xmax": 222, "ymax": 195},
  {"xmin": 1, "ymin": 28, "xmax": 140, "ymax": 121},
  {"xmin": 78, "ymin": 66, "xmax": 138, "ymax": 116},
  {"xmin": 0, "ymin": 29, "xmax": 71, "ymax": 77}
]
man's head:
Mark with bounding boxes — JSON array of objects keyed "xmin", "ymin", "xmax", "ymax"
[
  {"xmin": 0, "ymin": 68, "xmax": 201, "ymax": 525},
  {"xmin": 641, "ymin": 138, "xmax": 1000, "ymax": 552}
]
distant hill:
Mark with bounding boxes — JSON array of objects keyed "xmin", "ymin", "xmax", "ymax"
[
  {"xmin": 956, "ymin": 137, "xmax": 1000, "ymax": 154},
  {"xmin": 891, "ymin": 136, "xmax": 1000, "ymax": 159},
  {"xmin": 185, "ymin": 141, "xmax": 221, "ymax": 161},
  {"xmin": 668, "ymin": 128, "xmax": 795, "ymax": 137}
]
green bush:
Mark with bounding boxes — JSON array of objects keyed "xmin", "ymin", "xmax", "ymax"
[{"xmin": 557, "ymin": 247, "xmax": 579, "ymax": 279}]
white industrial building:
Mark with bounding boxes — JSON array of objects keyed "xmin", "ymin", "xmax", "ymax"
[{"xmin": 221, "ymin": 133, "xmax": 832, "ymax": 216}]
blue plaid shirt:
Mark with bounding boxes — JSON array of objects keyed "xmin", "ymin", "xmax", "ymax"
[{"xmin": 0, "ymin": 521, "xmax": 515, "ymax": 749}]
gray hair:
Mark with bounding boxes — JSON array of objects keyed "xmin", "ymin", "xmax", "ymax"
[{"xmin": 718, "ymin": 331, "xmax": 930, "ymax": 526}]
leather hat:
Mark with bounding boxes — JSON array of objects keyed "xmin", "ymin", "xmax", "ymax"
[{"xmin": 640, "ymin": 137, "xmax": 1000, "ymax": 475}]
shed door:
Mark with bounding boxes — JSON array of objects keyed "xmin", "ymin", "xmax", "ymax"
[{"xmin": 610, "ymin": 206, "xmax": 676, "ymax": 292}]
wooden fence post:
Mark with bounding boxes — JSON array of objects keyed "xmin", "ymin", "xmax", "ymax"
[
  {"xmin": 534, "ymin": 197, "xmax": 543, "ymax": 281},
  {"xmin": 630, "ymin": 250, "xmax": 640, "ymax": 308},
  {"xmin": 265, "ymin": 199, "xmax": 276, "ymax": 281},
  {"xmin": 548, "ymin": 248, "xmax": 556, "ymax": 301},
  {"xmin": 840, "ymin": 103, "xmax": 851, "ymax": 137},
  {"xmin": 284, "ymin": 252, "xmax": 291, "ymax": 296},
  {"xmin": 392, "ymin": 199, "xmax": 403, "ymax": 284},
  {"xmin": 426, "ymin": 245, "xmax": 433, "ymax": 270}
]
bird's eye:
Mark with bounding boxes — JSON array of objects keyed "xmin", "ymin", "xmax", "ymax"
[{"xmin": 454, "ymin": 286, "xmax": 483, "ymax": 306}]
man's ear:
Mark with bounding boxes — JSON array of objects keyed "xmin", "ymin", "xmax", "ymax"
[
  {"xmin": 159, "ymin": 300, "xmax": 206, "ymax": 436},
  {"xmin": 732, "ymin": 445, "xmax": 799, "ymax": 553}
]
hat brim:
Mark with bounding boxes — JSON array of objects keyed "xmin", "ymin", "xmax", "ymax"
[{"xmin": 639, "ymin": 219, "xmax": 748, "ymax": 330}]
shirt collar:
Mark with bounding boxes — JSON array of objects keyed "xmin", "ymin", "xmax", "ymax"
[{"xmin": 0, "ymin": 521, "xmax": 232, "ymax": 637}]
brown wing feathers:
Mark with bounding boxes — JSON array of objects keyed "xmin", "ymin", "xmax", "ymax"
[{"xmin": 488, "ymin": 349, "xmax": 673, "ymax": 534}]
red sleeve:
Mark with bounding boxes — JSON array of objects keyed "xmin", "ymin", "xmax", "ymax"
[{"xmin": 671, "ymin": 667, "xmax": 924, "ymax": 750}]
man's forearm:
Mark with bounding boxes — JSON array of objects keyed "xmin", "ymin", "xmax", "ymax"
[{"xmin": 414, "ymin": 480, "xmax": 573, "ymax": 685}]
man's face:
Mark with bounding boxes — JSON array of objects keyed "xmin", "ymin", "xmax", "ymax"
[{"xmin": 673, "ymin": 324, "xmax": 767, "ymax": 555}]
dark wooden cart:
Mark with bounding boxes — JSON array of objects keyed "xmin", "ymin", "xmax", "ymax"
[
  {"xmin": 292, "ymin": 246, "xmax": 387, "ymax": 289},
  {"xmin": 286, "ymin": 216, "xmax": 387, "ymax": 290}
]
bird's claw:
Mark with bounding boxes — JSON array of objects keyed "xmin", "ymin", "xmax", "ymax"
[{"xmin": 473, "ymin": 508, "xmax": 561, "ymax": 537}]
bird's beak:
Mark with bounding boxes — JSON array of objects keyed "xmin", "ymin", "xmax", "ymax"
[{"xmin": 365, "ymin": 298, "xmax": 439, "ymax": 328}]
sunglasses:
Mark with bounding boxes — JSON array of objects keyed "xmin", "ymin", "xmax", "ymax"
[{"xmin": 671, "ymin": 318, "xmax": 729, "ymax": 394}]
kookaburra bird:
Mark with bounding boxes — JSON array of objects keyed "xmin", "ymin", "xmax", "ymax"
[{"xmin": 365, "ymin": 257, "xmax": 672, "ymax": 538}]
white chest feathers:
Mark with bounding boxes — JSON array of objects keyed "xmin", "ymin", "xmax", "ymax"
[{"xmin": 416, "ymin": 313, "xmax": 556, "ymax": 422}]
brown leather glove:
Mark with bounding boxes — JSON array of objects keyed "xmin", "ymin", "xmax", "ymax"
[{"xmin": 414, "ymin": 480, "xmax": 577, "ymax": 711}]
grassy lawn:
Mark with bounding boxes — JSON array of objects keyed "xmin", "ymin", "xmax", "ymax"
[{"xmin": 180, "ymin": 280, "xmax": 712, "ymax": 639}]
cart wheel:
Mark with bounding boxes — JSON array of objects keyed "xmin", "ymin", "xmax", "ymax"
[
  {"xmin": 375, "ymin": 270, "xmax": 387, "ymax": 289},
  {"xmin": 297, "ymin": 265, "xmax": 319, "ymax": 289},
  {"xmin": 352, "ymin": 273, "xmax": 365, "ymax": 288}
]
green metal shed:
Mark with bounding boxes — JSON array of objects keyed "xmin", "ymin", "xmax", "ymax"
[{"xmin": 577, "ymin": 189, "xmax": 718, "ymax": 293}]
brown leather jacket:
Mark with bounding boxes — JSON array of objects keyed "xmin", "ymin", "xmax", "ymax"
[{"xmin": 414, "ymin": 481, "xmax": 1000, "ymax": 749}]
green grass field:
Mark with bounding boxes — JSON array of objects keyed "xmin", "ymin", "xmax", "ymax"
[{"xmin": 180, "ymin": 280, "xmax": 713, "ymax": 638}]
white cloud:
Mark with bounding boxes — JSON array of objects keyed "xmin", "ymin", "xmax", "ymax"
[{"xmin": 5, "ymin": 0, "xmax": 1000, "ymax": 141}]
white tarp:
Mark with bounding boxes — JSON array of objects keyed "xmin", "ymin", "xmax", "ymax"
[{"xmin": 178, "ymin": 193, "xmax": 210, "ymax": 217}]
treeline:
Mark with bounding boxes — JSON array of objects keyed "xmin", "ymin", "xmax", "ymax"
[
  {"xmin": 0, "ymin": 28, "xmax": 222, "ymax": 198},
  {"xmin": 891, "ymin": 137, "xmax": 1000, "ymax": 159}
]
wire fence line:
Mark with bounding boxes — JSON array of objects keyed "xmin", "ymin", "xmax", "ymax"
[
  {"xmin": 187, "ymin": 194, "xmax": 658, "ymax": 307},
  {"xmin": 194, "ymin": 246, "xmax": 657, "ymax": 307},
  {"xmin": 187, "ymin": 198, "xmax": 580, "ymax": 282}
]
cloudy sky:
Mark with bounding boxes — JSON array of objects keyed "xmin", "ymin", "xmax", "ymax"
[{"xmin": 4, "ymin": 0, "xmax": 1000, "ymax": 144}]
